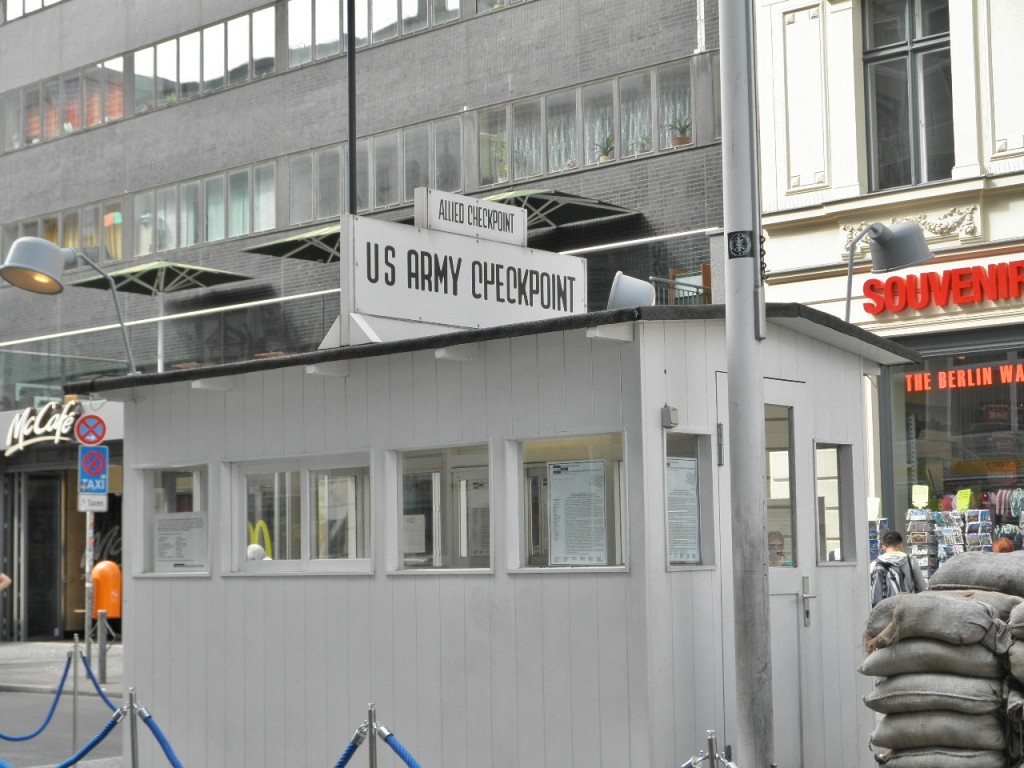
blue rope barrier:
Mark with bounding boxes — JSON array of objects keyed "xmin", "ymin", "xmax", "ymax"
[
  {"xmin": 0, "ymin": 653, "xmax": 72, "ymax": 742},
  {"xmin": 332, "ymin": 723, "xmax": 368, "ymax": 768},
  {"xmin": 378, "ymin": 725, "xmax": 423, "ymax": 768},
  {"xmin": 79, "ymin": 652, "xmax": 119, "ymax": 712},
  {"xmin": 138, "ymin": 706, "xmax": 185, "ymax": 768},
  {"xmin": 52, "ymin": 706, "xmax": 128, "ymax": 768},
  {"xmin": 0, "ymin": 759, "xmax": 15, "ymax": 767}
]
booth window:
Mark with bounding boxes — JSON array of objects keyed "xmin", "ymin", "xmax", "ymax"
[
  {"xmin": 765, "ymin": 404, "xmax": 796, "ymax": 567},
  {"xmin": 399, "ymin": 445, "xmax": 490, "ymax": 570},
  {"xmin": 143, "ymin": 468, "xmax": 208, "ymax": 574},
  {"xmin": 239, "ymin": 458, "xmax": 371, "ymax": 571},
  {"xmin": 815, "ymin": 443, "xmax": 853, "ymax": 562},
  {"xmin": 520, "ymin": 433, "xmax": 624, "ymax": 568},
  {"xmin": 665, "ymin": 432, "xmax": 713, "ymax": 566}
]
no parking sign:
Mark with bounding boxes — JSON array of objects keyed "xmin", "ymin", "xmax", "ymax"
[{"xmin": 78, "ymin": 445, "xmax": 109, "ymax": 512}]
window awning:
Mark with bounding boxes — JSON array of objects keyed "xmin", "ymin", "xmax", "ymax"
[
  {"xmin": 70, "ymin": 259, "xmax": 252, "ymax": 295},
  {"xmin": 482, "ymin": 189, "xmax": 637, "ymax": 229},
  {"xmin": 244, "ymin": 225, "xmax": 342, "ymax": 263}
]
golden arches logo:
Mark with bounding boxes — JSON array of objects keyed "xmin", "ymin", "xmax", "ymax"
[{"xmin": 247, "ymin": 520, "xmax": 273, "ymax": 559}]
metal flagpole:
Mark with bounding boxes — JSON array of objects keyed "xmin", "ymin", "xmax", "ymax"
[{"xmin": 720, "ymin": 0, "xmax": 774, "ymax": 765}]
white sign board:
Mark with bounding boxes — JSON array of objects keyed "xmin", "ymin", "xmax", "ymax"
[
  {"xmin": 666, "ymin": 457, "xmax": 700, "ymax": 564},
  {"xmin": 347, "ymin": 215, "xmax": 587, "ymax": 329},
  {"xmin": 414, "ymin": 188, "xmax": 527, "ymax": 246},
  {"xmin": 547, "ymin": 460, "xmax": 607, "ymax": 566},
  {"xmin": 78, "ymin": 494, "xmax": 109, "ymax": 512},
  {"xmin": 154, "ymin": 512, "xmax": 209, "ymax": 572}
]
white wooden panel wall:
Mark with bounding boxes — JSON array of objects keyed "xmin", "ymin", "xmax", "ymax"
[{"xmin": 121, "ymin": 318, "xmax": 881, "ymax": 767}]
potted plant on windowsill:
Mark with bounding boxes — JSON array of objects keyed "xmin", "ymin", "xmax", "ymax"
[
  {"xmin": 666, "ymin": 116, "xmax": 692, "ymax": 147},
  {"xmin": 594, "ymin": 135, "xmax": 615, "ymax": 163}
]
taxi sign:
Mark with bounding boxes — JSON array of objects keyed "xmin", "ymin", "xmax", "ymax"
[{"xmin": 78, "ymin": 445, "xmax": 109, "ymax": 512}]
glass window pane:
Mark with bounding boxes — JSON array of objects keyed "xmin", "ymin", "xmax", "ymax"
[
  {"xmin": 766, "ymin": 404, "xmax": 796, "ymax": 567},
  {"xmin": 147, "ymin": 470, "xmax": 206, "ymax": 574},
  {"xmin": 919, "ymin": 0, "xmax": 949, "ymax": 37},
  {"xmin": 311, "ymin": 468, "xmax": 370, "ymax": 559},
  {"xmin": 42, "ymin": 214, "xmax": 58, "ymax": 243},
  {"xmin": 402, "ymin": 0, "xmax": 428, "ymax": 34},
  {"xmin": 155, "ymin": 186, "xmax": 177, "ymax": 251},
  {"xmin": 317, "ymin": 147, "xmax": 341, "ymax": 219},
  {"xmin": 512, "ymin": 99, "xmax": 542, "ymax": 180},
  {"xmin": 433, "ymin": 117, "xmax": 461, "ymax": 191},
  {"xmin": 205, "ymin": 176, "xmax": 225, "ymax": 242},
  {"xmin": 620, "ymin": 72, "xmax": 652, "ymax": 157},
  {"xmin": 403, "ymin": 125, "xmax": 428, "ymax": 202},
  {"xmin": 254, "ymin": 163, "xmax": 276, "ymax": 232},
  {"xmin": 356, "ymin": 138, "xmax": 370, "ymax": 211},
  {"xmin": 867, "ymin": 0, "xmax": 908, "ymax": 48},
  {"xmin": 521, "ymin": 434, "xmax": 624, "ymax": 567},
  {"xmin": 401, "ymin": 446, "xmax": 489, "ymax": 569},
  {"xmin": 372, "ymin": 0, "xmax": 398, "ymax": 43},
  {"xmin": 432, "ymin": 0, "xmax": 458, "ymax": 25},
  {"xmin": 102, "ymin": 200, "xmax": 123, "ymax": 261},
  {"xmin": 289, "ymin": 154, "xmax": 314, "ymax": 224},
  {"xmin": 315, "ymin": 0, "xmax": 341, "ymax": 58},
  {"xmin": 62, "ymin": 73, "xmax": 82, "ymax": 133},
  {"xmin": 869, "ymin": 58, "xmax": 911, "ymax": 190},
  {"xmin": 134, "ymin": 47, "xmax": 155, "ymax": 114},
  {"xmin": 666, "ymin": 433, "xmax": 705, "ymax": 565},
  {"xmin": 289, "ymin": 0, "xmax": 313, "ymax": 67},
  {"xmin": 816, "ymin": 445, "xmax": 848, "ymax": 562},
  {"xmin": 227, "ymin": 16, "xmax": 251, "ymax": 85},
  {"xmin": 203, "ymin": 23, "xmax": 226, "ymax": 92},
  {"xmin": 180, "ymin": 181, "xmax": 200, "ymax": 247},
  {"xmin": 180, "ymin": 32, "xmax": 201, "ymax": 98},
  {"xmin": 583, "ymin": 81, "xmax": 614, "ymax": 165},
  {"xmin": 40, "ymin": 79, "xmax": 60, "ymax": 140},
  {"xmin": 23, "ymin": 86, "xmax": 40, "ymax": 145},
  {"xmin": 374, "ymin": 133, "xmax": 400, "ymax": 208},
  {"xmin": 134, "ymin": 191, "xmax": 155, "ymax": 256},
  {"xmin": 252, "ymin": 7, "xmax": 277, "ymax": 77},
  {"xmin": 103, "ymin": 58, "xmax": 125, "ymax": 121},
  {"xmin": 81, "ymin": 205, "xmax": 100, "ymax": 258},
  {"xmin": 155, "ymin": 40, "xmax": 178, "ymax": 105},
  {"xmin": 4, "ymin": 91, "xmax": 23, "ymax": 151},
  {"xmin": 546, "ymin": 90, "xmax": 578, "ymax": 172},
  {"xmin": 658, "ymin": 62, "xmax": 692, "ymax": 149},
  {"xmin": 228, "ymin": 169, "xmax": 250, "ymax": 237},
  {"xmin": 246, "ymin": 471, "xmax": 301, "ymax": 561},
  {"xmin": 920, "ymin": 48, "xmax": 953, "ymax": 183},
  {"xmin": 478, "ymin": 107, "xmax": 508, "ymax": 185},
  {"xmin": 61, "ymin": 210, "xmax": 79, "ymax": 249}
]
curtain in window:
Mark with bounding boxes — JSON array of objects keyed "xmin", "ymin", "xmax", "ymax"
[
  {"xmin": 356, "ymin": 139, "xmax": 370, "ymax": 211},
  {"xmin": 512, "ymin": 100, "xmax": 542, "ymax": 179},
  {"xmin": 374, "ymin": 133, "xmax": 400, "ymax": 207},
  {"xmin": 289, "ymin": 154, "xmax": 314, "ymax": 225},
  {"xmin": 478, "ymin": 108, "xmax": 507, "ymax": 185},
  {"xmin": 434, "ymin": 118, "xmax": 461, "ymax": 191},
  {"xmin": 658, "ymin": 63, "xmax": 691, "ymax": 149},
  {"xmin": 61, "ymin": 211, "xmax": 80, "ymax": 249},
  {"xmin": 102, "ymin": 201, "xmax": 123, "ymax": 261},
  {"xmin": 546, "ymin": 91, "xmax": 577, "ymax": 172},
  {"xmin": 155, "ymin": 186, "xmax": 177, "ymax": 251},
  {"xmin": 403, "ymin": 126, "xmax": 429, "ymax": 202},
  {"xmin": 136, "ymin": 190, "xmax": 156, "ymax": 255},
  {"xmin": 228, "ymin": 170, "xmax": 250, "ymax": 238},
  {"xmin": 254, "ymin": 164, "xmax": 276, "ymax": 232},
  {"xmin": 583, "ymin": 82, "xmax": 614, "ymax": 165},
  {"xmin": 180, "ymin": 182, "xmax": 200, "ymax": 247},
  {"xmin": 317, "ymin": 149, "xmax": 341, "ymax": 219},
  {"xmin": 205, "ymin": 177, "xmax": 225, "ymax": 242},
  {"xmin": 619, "ymin": 73, "xmax": 652, "ymax": 156}
]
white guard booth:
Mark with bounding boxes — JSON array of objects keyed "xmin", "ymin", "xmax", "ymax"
[{"xmin": 67, "ymin": 303, "xmax": 917, "ymax": 768}]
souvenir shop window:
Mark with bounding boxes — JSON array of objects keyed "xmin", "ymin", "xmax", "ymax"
[
  {"xmin": 397, "ymin": 445, "xmax": 490, "ymax": 570},
  {"xmin": 143, "ymin": 468, "xmax": 208, "ymax": 574},
  {"xmin": 236, "ymin": 457, "xmax": 372, "ymax": 573},
  {"xmin": 664, "ymin": 433, "xmax": 714, "ymax": 566},
  {"xmin": 519, "ymin": 433, "xmax": 625, "ymax": 569},
  {"xmin": 814, "ymin": 443, "xmax": 853, "ymax": 562}
]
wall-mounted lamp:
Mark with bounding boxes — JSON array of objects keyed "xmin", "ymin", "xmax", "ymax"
[
  {"xmin": 845, "ymin": 221, "xmax": 932, "ymax": 323},
  {"xmin": 606, "ymin": 270, "xmax": 656, "ymax": 310},
  {"xmin": 1, "ymin": 237, "xmax": 138, "ymax": 374}
]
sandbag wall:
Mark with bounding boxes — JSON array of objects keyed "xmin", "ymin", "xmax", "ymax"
[{"xmin": 860, "ymin": 551, "xmax": 1024, "ymax": 767}]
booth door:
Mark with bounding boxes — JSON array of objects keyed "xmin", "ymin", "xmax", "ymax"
[{"xmin": 764, "ymin": 378, "xmax": 824, "ymax": 768}]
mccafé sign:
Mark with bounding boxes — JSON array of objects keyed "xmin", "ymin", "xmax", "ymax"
[
  {"xmin": 863, "ymin": 260, "xmax": 1024, "ymax": 316},
  {"xmin": 4, "ymin": 400, "xmax": 80, "ymax": 456}
]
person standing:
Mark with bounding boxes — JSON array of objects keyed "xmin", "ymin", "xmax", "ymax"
[{"xmin": 870, "ymin": 530, "xmax": 927, "ymax": 607}]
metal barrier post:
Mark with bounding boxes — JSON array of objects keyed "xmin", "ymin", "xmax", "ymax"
[
  {"xmin": 129, "ymin": 688, "xmax": 139, "ymax": 768},
  {"xmin": 706, "ymin": 731, "xmax": 718, "ymax": 767},
  {"xmin": 368, "ymin": 703, "xmax": 377, "ymax": 768},
  {"xmin": 98, "ymin": 609, "xmax": 108, "ymax": 684},
  {"xmin": 72, "ymin": 635, "xmax": 79, "ymax": 753}
]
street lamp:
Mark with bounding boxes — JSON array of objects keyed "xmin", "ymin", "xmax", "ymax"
[
  {"xmin": 845, "ymin": 221, "xmax": 932, "ymax": 323},
  {"xmin": 1, "ymin": 236, "xmax": 138, "ymax": 374}
]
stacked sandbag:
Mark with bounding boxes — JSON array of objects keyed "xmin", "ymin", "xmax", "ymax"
[{"xmin": 861, "ymin": 590, "xmax": 1018, "ymax": 767}]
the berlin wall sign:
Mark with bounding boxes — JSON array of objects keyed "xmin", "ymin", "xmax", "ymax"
[
  {"xmin": 347, "ymin": 215, "xmax": 587, "ymax": 329},
  {"xmin": 413, "ymin": 188, "xmax": 527, "ymax": 247}
]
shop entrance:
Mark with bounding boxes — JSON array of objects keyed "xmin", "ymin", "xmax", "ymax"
[{"xmin": 10, "ymin": 473, "xmax": 64, "ymax": 639}]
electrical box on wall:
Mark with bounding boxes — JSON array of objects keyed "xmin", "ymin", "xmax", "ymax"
[{"xmin": 662, "ymin": 405, "xmax": 679, "ymax": 429}]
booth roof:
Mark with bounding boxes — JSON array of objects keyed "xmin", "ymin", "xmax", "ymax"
[{"xmin": 63, "ymin": 303, "xmax": 921, "ymax": 397}]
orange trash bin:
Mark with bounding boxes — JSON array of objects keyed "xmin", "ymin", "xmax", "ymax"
[{"xmin": 91, "ymin": 560, "xmax": 122, "ymax": 620}]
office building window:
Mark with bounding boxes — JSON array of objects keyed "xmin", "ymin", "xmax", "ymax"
[
  {"xmin": 253, "ymin": 7, "xmax": 277, "ymax": 77},
  {"xmin": 583, "ymin": 81, "xmax": 614, "ymax": 166},
  {"xmin": 227, "ymin": 16, "xmax": 251, "ymax": 86},
  {"xmin": 546, "ymin": 90, "xmax": 578, "ymax": 173},
  {"xmin": 134, "ymin": 191, "xmax": 155, "ymax": 256},
  {"xmin": 432, "ymin": 0, "xmax": 458, "ymax": 24},
  {"xmin": 512, "ymin": 99, "xmax": 542, "ymax": 180},
  {"xmin": 156, "ymin": 40, "xmax": 179, "ymax": 105},
  {"xmin": 399, "ymin": 445, "xmax": 490, "ymax": 570},
  {"xmin": 315, "ymin": 0, "xmax": 342, "ymax": 58},
  {"xmin": 228, "ymin": 169, "xmax": 250, "ymax": 238},
  {"xmin": 180, "ymin": 32, "xmax": 202, "ymax": 98},
  {"xmin": 155, "ymin": 186, "xmax": 178, "ymax": 251},
  {"xmin": 62, "ymin": 72, "xmax": 81, "ymax": 133},
  {"xmin": 205, "ymin": 176, "xmax": 225, "ymax": 242},
  {"xmin": 403, "ymin": 125, "xmax": 429, "ymax": 202},
  {"xmin": 317, "ymin": 148, "xmax": 342, "ymax": 219},
  {"xmin": 289, "ymin": 0, "xmax": 314, "ymax": 66},
  {"xmin": 135, "ymin": 48, "xmax": 156, "ymax": 114},
  {"xmin": 180, "ymin": 181, "xmax": 200, "ymax": 247},
  {"xmin": 254, "ymin": 163, "xmax": 277, "ymax": 232},
  {"xmin": 620, "ymin": 72, "xmax": 652, "ymax": 157},
  {"xmin": 479, "ymin": 107, "xmax": 508, "ymax": 186},
  {"xmin": 658, "ymin": 62, "xmax": 692, "ymax": 149},
  {"xmin": 520, "ymin": 433, "xmax": 625, "ymax": 568},
  {"xmin": 403, "ymin": 0, "xmax": 428, "ymax": 34},
  {"xmin": 433, "ymin": 118, "xmax": 461, "ymax": 192},
  {"xmin": 289, "ymin": 154, "xmax": 314, "ymax": 225},
  {"xmin": 864, "ymin": 0, "xmax": 952, "ymax": 190},
  {"xmin": 102, "ymin": 200, "xmax": 123, "ymax": 261},
  {"xmin": 203, "ymin": 22, "xmax": 226, "ymax": 92},
  {"xmin": 374, "ymin": 132, "xmax": 401, "ymax": 207}
]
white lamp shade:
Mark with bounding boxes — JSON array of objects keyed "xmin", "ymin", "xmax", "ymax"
[
  {"xmin": 606, "ymin": 270, "xmax": 656, "ymax": 310},
  {"xmin": 869, "ymin": 222, "xmax": 933, "ymax": 273},
  {"xmin": 0, "ymin": 237, "xmax": 76, "ymax": 294}
]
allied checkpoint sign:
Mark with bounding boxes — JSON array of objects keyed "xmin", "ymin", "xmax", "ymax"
[
  {"xmin": 342, "ymin": 211, "xmax": 587, "ymax": 335},
  {"xmin": 78, "ymin": 444, "xmax": 109, "ymax": 512}
]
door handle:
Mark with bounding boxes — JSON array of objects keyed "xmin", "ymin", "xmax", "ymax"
[{"xmin": 802, "ymin": 576, "xmax": 816, "ymax": 627}]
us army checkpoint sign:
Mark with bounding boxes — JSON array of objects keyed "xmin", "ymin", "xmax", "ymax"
[{"xmin": 78, "ymin": 444, "xmax": 109, "ymax": 512}]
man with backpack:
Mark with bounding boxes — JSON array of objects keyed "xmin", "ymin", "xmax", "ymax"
[{"xmin": 870, "ymin": 530, "xmax": 929, "ymax": 607}]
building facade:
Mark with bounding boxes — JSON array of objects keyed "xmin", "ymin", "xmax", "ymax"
[
  {"xmin": 0, "ymin": 0, "xmax": 723, "ymax": 638},
  {"xmin": 757, "ymin": 0, "xmax": 1024, "ymax": 531}
]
